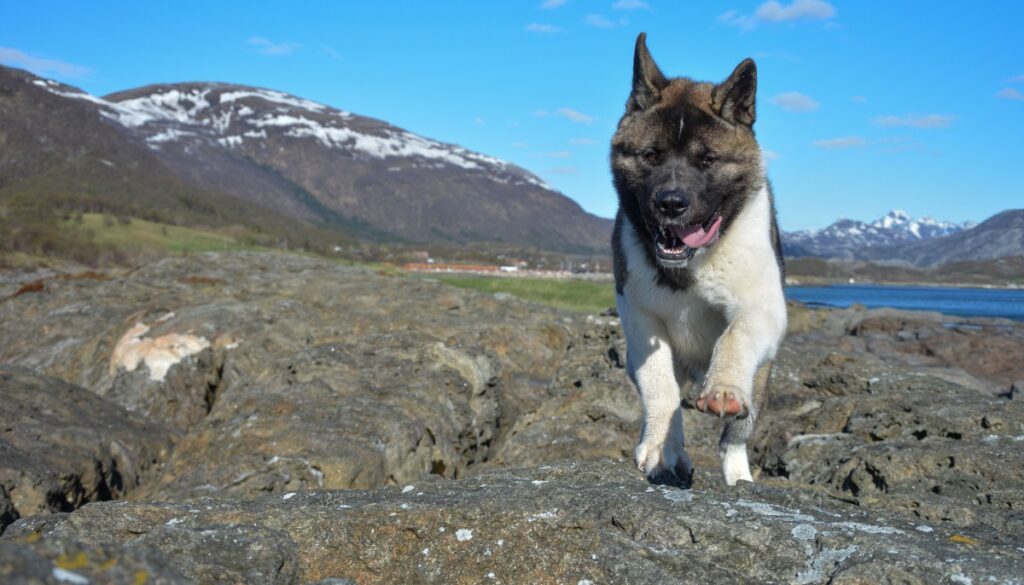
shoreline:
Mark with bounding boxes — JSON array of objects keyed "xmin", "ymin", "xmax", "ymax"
[{"xmin": 785, "ymin": 277, "xmax": 1023, "ymax": 291}]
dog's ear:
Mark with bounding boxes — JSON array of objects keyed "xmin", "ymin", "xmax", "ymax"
[
  {"xmin": 627, "ymin": 33, "xmax": 668, "ymax": 112},
  {"xmin": 712, "ymin": 58, "xmax": 757, "ymax": 127}
]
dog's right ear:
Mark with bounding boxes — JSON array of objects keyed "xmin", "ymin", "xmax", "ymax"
[{"xmin": 627, "ymin": 32, "xmax": 668, "ymax": 113}]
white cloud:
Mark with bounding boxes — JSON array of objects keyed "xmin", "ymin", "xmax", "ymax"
[
  {"xmin": 813, "ymin": 136, "xmax": 865, "ymax": 149},
  {"xmin": 585, "ymin": 14, "xmax": 628, "ymax": 28},
  {"xmin": 753, "ymin": 50, "xmax": 802, "ymax": 63},
  {"xmin": 996, "ymin": 88, "xmax": 1024, "ymax": 101},
  {"xmin": 771, "ymin": 92, "xmax": 820, "ymax": 112},
  {"xmin": 533, "ymin": 107, "xmax": 594, "ymax": 124},
  {"xmin": 0, "ymin": 47, "xmax": 92, "ymax": 78},
  {"xmin": 512, "ymin": 141, "xmax": 529, "ymax": 148},
  {"xmin": 718, "ymin": 10, "xmax": 741, "ymax": 23},
  {"xmin": 755, "ymin": 0, "xmax": 835, "ymax": 22},
  {"xmin": 546, "ymin": 166, "xmax": 578, "ymax": 175},
  {"xmin": 526, "ymin": 23, "xmax": 565, "ymax": 33},
  {"xmin": 720, "ymin": 0, "xmax": 835, "ymax": 30},
  {"xmin": 321, "ymin": 45, "xmax": 342, "ymax": 60},
  {"xmin": 872, "ymin": 114, "xmax": 955, "ymax": 128},
  {"xmin": 555, "ymin": 107, "xmax": 594, "ymax": 123},
  {"xmin": 761, "ymin": 149, "xmax": 780, "ymax": 161},
  {"xmin": 539, "ymin": 0, "xmax": 567, "ymax": 8},
  {"xmin": 474, "ymin": 117, "xmax": 486, "ymax": 126},
  {"xmin": 248, "ymin": 37, "xmax": 301, "ymax": 56},
  {"xmin": 850, "ymin": 95, "xmax": 867, "ymax": 104},
  {"xmin": 613, "ymin": 0, "xmax": 651, "ymax": 10},
  {"xmin": 569, "ymin": 137, "xmax": 595, "ymax": 145}
]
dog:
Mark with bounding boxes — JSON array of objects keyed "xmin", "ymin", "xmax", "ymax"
[{"xmin": 611, "ymin": 33, "xmax": 787, "ymax": 486}]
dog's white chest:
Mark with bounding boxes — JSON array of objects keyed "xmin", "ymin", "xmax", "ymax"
[{"xmin": 618, "ymin": 234, "xmax": 728, "ymax": 370}]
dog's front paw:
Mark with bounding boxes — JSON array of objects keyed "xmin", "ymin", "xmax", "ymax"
[
  {"xmin": 696, "ymin": 383, "xmax": 750, "ymax": 418},
  {"xmin": 635, "ymin": 440, "xmax": 693, "ymax": 487}
]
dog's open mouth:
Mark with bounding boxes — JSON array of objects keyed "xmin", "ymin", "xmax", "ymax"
[{"xmin": 654, "ymin": 212, "xmax": 723, "ymax": 262}]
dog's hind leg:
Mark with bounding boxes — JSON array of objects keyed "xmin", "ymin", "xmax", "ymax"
[
  {"xmin": 620, "ymin": 297, "xmax": 693, "ymax": 486},
  {"xmin": 719, "ymin": 361, "xmax": 771, "ymax": 484}
]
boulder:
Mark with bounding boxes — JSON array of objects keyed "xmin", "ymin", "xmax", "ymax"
[
  {"xmin": 4, "ymin": 460, "xmax": 1021, "ymax": 585},
  {"xmin": 2, "ymin": 253, "xmax": 1023, "ymax": 583},
  {"xmin": 0, "ymin": 366, "xmax": 172, "ymax": 533}
]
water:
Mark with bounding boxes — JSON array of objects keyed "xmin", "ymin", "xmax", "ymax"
[{"xmin": 785, "ymin": 284, "xmax": 1024, "ymax": 321}]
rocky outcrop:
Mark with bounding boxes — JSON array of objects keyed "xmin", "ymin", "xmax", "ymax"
[
  {"xmin": 1, "ymin": 252, "xmax": 1023, "ymax": 583},
  {"xmin": 789, "ymin": 304, "xmax": 1024, "ymax": 391},
  {"xmin": 6, "ymin": 460, "xmax": 1023, "ymax": 585},
  {"xmin": 0, "ymin": 253, "xmax": 593, "ymax": 501},
  {"xmin": 0, "ymin": 366, "xmax": 172, "ymax": 533}
]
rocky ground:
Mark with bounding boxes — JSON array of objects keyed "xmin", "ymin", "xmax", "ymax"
[{"xmin": 0, "ymin": 252, "xmax": 1021, "ymax": 584}]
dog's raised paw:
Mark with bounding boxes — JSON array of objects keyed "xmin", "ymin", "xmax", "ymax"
[
  {"xmin": 635, "ymin": 441, "xmax": 693, "ymax": 488},
  {"xmin": 696, "ymin": 386, "xmax": 748, "ymax": 418}
]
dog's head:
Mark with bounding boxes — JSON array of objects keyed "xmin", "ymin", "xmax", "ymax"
[{"xmin": 611, "ymin": 33, "xmax": 765, "ymax": 269}]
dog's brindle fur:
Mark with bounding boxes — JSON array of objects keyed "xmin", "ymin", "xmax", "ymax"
[{"xmin": 611, "ymin": 33, "xmax": 787, "ymax": 485}]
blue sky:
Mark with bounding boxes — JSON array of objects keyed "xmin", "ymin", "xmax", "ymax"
[{"xmin": 2, "ymin": 1, "xmax": 1021, "ymax": 231}]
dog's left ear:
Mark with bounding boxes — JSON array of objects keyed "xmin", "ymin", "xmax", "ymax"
[{"xmin": 712, "ymin": 58, "xmax": 757, "ymax": 127}]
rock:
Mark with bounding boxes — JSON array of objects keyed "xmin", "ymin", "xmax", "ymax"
[
  {"xmin": 798, "ymin": 306, "xmax": 1024, "ymax": 390},
  {"xmin": 0, "ymin": 253, "xmax": 587, "ymax": 499},
  {"xmin": 5, "ymin": 460, "xmax": 1022, "ymax": 584},
  {"xmin": 0, "ymin": 366, "xmax": 173, "ymax": 533},
  {"xmin": 2, "ymin": 252, "xmax": 1024, "ymax": 582},
  {"xmin": 1005, "ymin": 380, "xmax": 1022, "ymax": 400},
  {"xmin": 485, "ymin": 318, "xmax": 640, "ymax": 469},
  {"xmin": 753, "ymin": 347, "xmax": 1024, "ymax": 541},
  {"xmin": 0, "ymin": 534, "xmax": 191, "ymax": 584}
]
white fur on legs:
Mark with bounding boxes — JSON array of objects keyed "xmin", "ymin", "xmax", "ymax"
[
  {"xmin": 720, "ymin": 442, "xmax": 753, "ymax": 485},
  {"xmin": 619, "ymin": 293, "xmax": 692, "ymax": 480},
  {"xmin": 615, "ymin": 185, "xmax": 786, "ymax": 485},
  {"xmin": 634, "ymin": 407, "xmax": 693, "ymax": 479}
]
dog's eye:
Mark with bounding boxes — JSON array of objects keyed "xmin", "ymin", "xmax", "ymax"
[
  {"xmin": 640, "ymin": 149, "xmax": 660, "ymax": 164},
  {"xmin": 698, "ymin": 154, "xmax": 718, "ymax": 169}
]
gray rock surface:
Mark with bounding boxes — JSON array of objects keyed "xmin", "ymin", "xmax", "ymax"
[
  {"xmin": 0, "ymin": 253, "xmax": 593, "ymax": 500},
  {"xmin": 0, "ymin": 535, "xmax": 191, "ymax": 584},
  {"xmin": 1, "ymin": 252, "xmax": 1022, "ymax": 583},
  {"xmin": 0, "ymin": 366, "xmax": 172, "ymax": 533},
  {"xmin": 5, "ymin": 460, "xmax": 1023, "ymax": 585}
]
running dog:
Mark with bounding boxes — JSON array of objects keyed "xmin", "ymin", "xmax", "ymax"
[{"xmin": 611, "ymin": 33, "xmax": 786, "ymax": 485}]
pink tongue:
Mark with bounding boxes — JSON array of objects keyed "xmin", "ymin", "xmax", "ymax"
[{"xmin": 674, "ymin": 215, "xmax": 723, "ymax": 248}]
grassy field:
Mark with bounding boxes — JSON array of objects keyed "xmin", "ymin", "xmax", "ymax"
[
  {"xmin": 78, "ymin": 213, "xmax": 261, "ymax": 254},
  {"xmin": 426, "ymin": 274, "xmax": 616, "ymax": 314}
]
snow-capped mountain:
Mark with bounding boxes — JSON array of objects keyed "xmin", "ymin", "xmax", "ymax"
[
  {"xmin": 783, "ymin": 210, "xmax": 976, "ymax": 259},
  {"xmin": 860, "ymin": 209, "xmax": 1024, "ymax": 267},
  {"xmin": 9, "ymin": 67, "xmax": 611, "ymax": 253}
]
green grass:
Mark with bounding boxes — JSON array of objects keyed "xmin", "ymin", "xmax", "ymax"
[
  {"xmin": 426, "ymin": 274, "xmax": 616, "ymax": 314},
  {"xmin": 78, "ymin": 213, "xmax": 262, "ymax": 254}
]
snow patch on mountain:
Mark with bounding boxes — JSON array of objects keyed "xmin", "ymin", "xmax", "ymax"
[
  {"xmin": 30, "ymin": 77, "xmax": 555, "ymax": 190},
  {"xmin": 218, "ymin": 89, "xmax": 336, "ymax": 115},
  {"xmin": 784, "ymin": 210, "xmax": 975, "ymax": 259},
  {"xmin": 148, "ymin": 128, "xmax": 196, "ymax": 144}
]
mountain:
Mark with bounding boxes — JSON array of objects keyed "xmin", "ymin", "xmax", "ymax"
[
  {"xmin": 860, "ymin": 209, "xmax": 1024, "ymax": 267},
  {"xmin": 0, "ymin": 66, "xmax": 351, "ymax": 263},
  {"xmin": 1, "ymin": 65, "xmax": 612, "ymax": 255},
  {"xmin": 783, "ymin": 210, "xmax": 974, "ymax": 259}
]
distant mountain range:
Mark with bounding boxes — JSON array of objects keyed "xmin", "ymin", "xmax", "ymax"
[
  {"xmin": 783, "ymin": 209, "xmax": 1024, "ymax": 267},
  {"xmin": 0, "ymin": 65, "xmax": 612, "ymax": 255},
  {"xmin": 859, "ymin": 209, "xmax": 1024, "ymax": 267},
  {"xmin": 1, "ymin": 64, "xmax": 1019, "ymax": 267},
  {"xmin": 783, "ymin": 210, "xmax": 975, "ymax": 259}
]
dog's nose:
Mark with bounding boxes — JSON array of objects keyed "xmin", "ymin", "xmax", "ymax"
[{"xmin": 655, "ymin": 190, "xmax": 689, "ymax": 218}]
